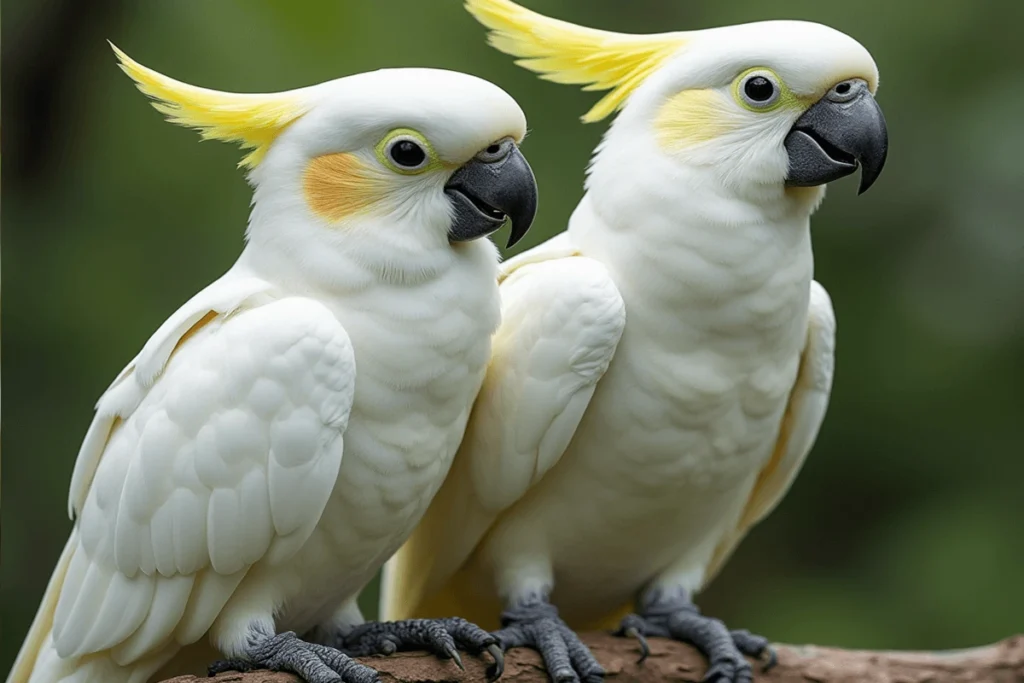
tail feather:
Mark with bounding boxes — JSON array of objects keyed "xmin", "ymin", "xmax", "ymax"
[
  {"xmin": 27, "ymin": 639, "xmax": 172, "ymax": 683},
  {"xmin": 383, "ymin": 565, "xmax": 503, "ymax": 631},
  {"xmin": 6, "ymin": 531, "xmax": 184, "ymax": 683}
]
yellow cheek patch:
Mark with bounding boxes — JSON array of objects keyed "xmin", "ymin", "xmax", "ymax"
[
  {"xmin": 654, "ymin": 89, "xmax": 736, "ymax": 150},
  {"xmin": 303, "ymin": 153, "xmax": 391, "ymax": 223}
]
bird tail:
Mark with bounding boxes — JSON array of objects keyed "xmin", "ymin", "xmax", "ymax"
[
  {"xmin": 5, "ymin": 531, "xmax": 178, "ymax": 683},
  {"xmin": 381, "ymin": 559, "xmax": 504, "ymax": 631},
  {"xmin": 382, "ymin": 560, "xmax": 633, "ymax": 634}
]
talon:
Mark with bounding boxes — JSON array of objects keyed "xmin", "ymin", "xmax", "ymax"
[
  {"xmin": 760, "ymin": 645, "xmax": 778, "ymax": 672},
  {"xmin": 485, "ymin": 643, "xmax": 505, "ymax": 680},
  {"xmin": 448, "ymin": 648, "xmax": 465, "ymax": 671},
  {"xmin": 552, "ymin": 668, "xmax": 579, "ymax": 683},
  {"xmin": 624, "ymin": 626, "xmax": 650, "ymax": 664}
]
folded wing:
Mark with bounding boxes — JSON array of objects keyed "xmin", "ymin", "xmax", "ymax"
[
  {"xmin": 382, "ymin": 245, "xmax": 626, "ymax": 622},
  {"xmin": 23, "ymin": 286, "xmax": 356, "ymax": 678},
  {"xmin": 704, "ymin": 281, "xmax": 836, "ymax": 584}
]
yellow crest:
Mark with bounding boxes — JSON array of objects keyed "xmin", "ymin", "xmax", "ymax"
[
  {"xmin": 464, "ymin": 0, "xmax": 687, "ymax": 123},
  {"xmin": 111, "ymin": 43, "xmax": 308, "ymax": 168}
]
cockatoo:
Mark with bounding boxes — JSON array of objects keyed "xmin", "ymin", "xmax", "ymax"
[
  {"xmin": 383, "ymin": 2, "xmax": 888, "ymax": 682},
  {"xmin": 8, "ymin": 44, "xmax": 539, "ymax": 683}
]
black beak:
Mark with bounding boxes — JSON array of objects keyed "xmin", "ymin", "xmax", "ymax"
[
  {"xmin": 784, "ymin": 79, "xmax": 888, "ymax": 194},
  {"xmin": 445, "ymin": 143, "xmax": 538, "ymax": 249}
]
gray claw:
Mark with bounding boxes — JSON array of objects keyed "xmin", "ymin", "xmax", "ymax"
[
  {"xmin": 486, "ymin": 643, "xmax": 505, "ymax": 680},
  {"xmin": 340, "ymin": 617, "xmax": 497, "ymax": 675},
  {"xmin": 624, "ymin": 626, "xmax": 650, "ymax": 664},
  {"xmin": 616, "ymin": 596, "xmax": 772, "ymax": 683}
]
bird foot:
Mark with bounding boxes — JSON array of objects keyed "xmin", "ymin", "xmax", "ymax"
[
  {"xmin": 208, "ymin": 627, "xmax": 379, "ymax": 683},
  {"xmin": 616, "ymin": 597, "xmax": 776, "ymax": 683},
  {"xmin": 492, "ymin": 597, "xmax": 604, "ymax": 683},
  {"xmin": 339, "ymin": 617, "xmax": 504, "ymax": 680}
]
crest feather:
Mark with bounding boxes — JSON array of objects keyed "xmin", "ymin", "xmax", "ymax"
[
  {"xmin": 111, "ymin": 43, "xmax": 308, "ymax": 168},
  {"xmin": 465, "ymin": 0, "xmax": 686, "ymax": 123}
]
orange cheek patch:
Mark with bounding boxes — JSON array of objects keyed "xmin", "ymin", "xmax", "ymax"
[{"xmin": 303, "ymin": 152, "xmax": 390, "ymax": 223}]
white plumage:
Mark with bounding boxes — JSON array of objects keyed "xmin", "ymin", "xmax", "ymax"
[
  {"xmin": 383, "ymin": 5, "xmax": 881, "ymax": 667},
  {"xmin": 384, "ymin": 152, "xmax": 837, "ymax": 627},
  {"xmin": 10, "ymin": 48, "xmax": 536, "ymax": 683}
]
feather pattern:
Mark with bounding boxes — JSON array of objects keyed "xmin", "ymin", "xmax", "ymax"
[
  {"xmin": 111, "ymin": 43, "xmax": 309, "ymax": 168},
  {"xmin": 703, "ymin": 280, "xmax": 836, "ymax": 584},
  {"xmin": 38, "ymin": 276, "xmax": 356, "ymax": 674},
  {"xmin": 382, "ymin": 236, "xmax": 625, "ymax": 624},
  {"xmin": 463, "ymin": 0, "xmax": 686, "ymax": 122}
]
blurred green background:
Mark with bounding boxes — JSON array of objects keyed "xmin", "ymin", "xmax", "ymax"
[{"xmin": 3, "ymin": 0, "xmax": 1023, "ymax": 674}]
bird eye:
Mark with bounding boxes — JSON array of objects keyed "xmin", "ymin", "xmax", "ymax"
[
  {"xmin": 386, "ymin": 136, "xmax": 428, "ymax": 170},
  {"xmin": 738, "ymin": 71, "xmax": 781, "ymax": 109}
]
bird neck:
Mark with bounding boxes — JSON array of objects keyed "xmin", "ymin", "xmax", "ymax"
[
  {"xmin": 569, "ymin": 133, "xmax": 819, "ymax": 352},
  {"xmin": 238, "ymin": 194, "xmax": 493, "ymax": 298}
]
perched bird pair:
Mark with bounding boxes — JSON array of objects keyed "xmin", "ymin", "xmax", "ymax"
[{"xmin": 8, "ymin": 1, "xmax": 888, "ymax": 683}]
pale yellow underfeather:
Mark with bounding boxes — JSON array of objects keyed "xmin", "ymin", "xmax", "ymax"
[
  {"xmin": 303, "ymin": 153, "xmax": 391, "ymax": 223},
  {"xmin": 654, "ymin": 89, "xmax": 735, "ymax": 149},
  {"xmin": 654, "ymin": 68, "xmax": 817, "ymax": 151}
]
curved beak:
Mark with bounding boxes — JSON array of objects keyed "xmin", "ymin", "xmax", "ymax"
[
  {"xmin": 784, "ymin": 81, "xmax": 888, "ymax": 194},
  {"xmin": 445, "ymin": 144, "xmax": 539, "ymax": 249}
]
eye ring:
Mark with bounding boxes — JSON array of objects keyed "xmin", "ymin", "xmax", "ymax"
[
  {"xmin": 475, "ymin": 138, "xmax": 514, "ymax": 164},
  {"xmin": 737, "ymin": 70, "xmax": 782, "ymax": 110},
  {"xmin": 384, "ymin": 135, "xmax": 429, "ymax": 171}
]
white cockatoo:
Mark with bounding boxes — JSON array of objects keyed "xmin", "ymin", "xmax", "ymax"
[
  {"xmin": 383, "ymin": 2, "xmax": 888, "ymax": 682},
  {"xmin": 8, "ymin": 44, "xmax": 539, "ymax": 683}
]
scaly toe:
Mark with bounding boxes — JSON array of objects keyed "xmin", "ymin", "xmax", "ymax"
[
  {"xmin": 729, "ymin": 628, "xmax": 776, "ymax": 672},
  {"xmin": 704, "ymin": 654, "xmax": 753, "ymax": 683},
  {"xmin": 207, "ymin": 658, "xmax": 252, "ymax": 676}
]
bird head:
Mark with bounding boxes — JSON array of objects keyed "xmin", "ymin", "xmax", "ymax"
[
  {"xmin": 464, "ymin": 0, "xmax": 887, "ymax": 202},
  {"xmin": 111, "ymin": 44, "xmax": 539, "ymax": 283}
]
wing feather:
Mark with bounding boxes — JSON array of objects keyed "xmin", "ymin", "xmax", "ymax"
[
  {"xmin": 704, "ymin": 281, "xmax": 836, "ymax": 584},
  {"xmin": 382, "ymin": 245, "xmax": 625, "ymax": 620},
  {"xmin": 51, "ymin": 290, "xmax": 355, "ymax": 664}
]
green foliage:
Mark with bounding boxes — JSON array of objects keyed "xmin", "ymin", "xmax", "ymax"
[{"xmin": 3, "ymin": 0, "xmax": 1023, "ymax": 674}]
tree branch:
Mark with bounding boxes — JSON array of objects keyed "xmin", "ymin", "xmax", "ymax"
[{"xmin": 161, "ymin": 633, "xmax": 1024, "ymax": 683}]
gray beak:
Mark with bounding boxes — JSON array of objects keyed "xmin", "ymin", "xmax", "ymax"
[
  {"xmin": 784, "ymin": 79, "xmax": 888, "ymax": 194},
  {"xmin": 445, "ymin": 142, "xmax": 539, "ymax": 249}
]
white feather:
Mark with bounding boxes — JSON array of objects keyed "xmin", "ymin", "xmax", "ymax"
[{"xmin": 13, "ymin": 63, "xmax": 522, "ymax": 683}]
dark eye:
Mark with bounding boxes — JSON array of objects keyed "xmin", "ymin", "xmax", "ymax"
[
  {"xmin": 739, "ymin": 71, "xmax": 781, "ymax": 109},
  {"xmin": 388, "ymin": 138, "xmax": 427, "ymax": 169},
  {"xmin": 744, "ymin": 77, "xmax": 774, "ymax": 101}
]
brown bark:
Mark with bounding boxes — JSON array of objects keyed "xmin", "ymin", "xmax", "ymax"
[{"xmin": 162, "ymin": 632, "xmax": 1024, "ymax": 683}]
